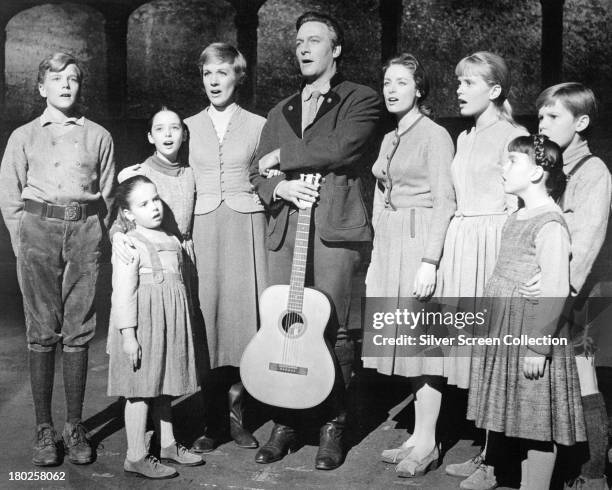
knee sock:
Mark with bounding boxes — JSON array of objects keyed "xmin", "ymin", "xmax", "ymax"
[
  {"xmin": 580, "ymin": 392, "xmax": 609, "ymax": 479},
  {"xmin": 411, "ymin": 381, "xmax": 441, "ymax": 457},
  {"xmin": 62, "ymin": 350, "xmax": 88, "ymax": 424},
  {"xmin": 30, "ymin": 350, "xmax": 56, "ymax": 426},
  {"xmin": 525, "ymin": 446, "xmax": 556, "ymax": 490},
  {"xmin": 519, "ymin": 457, "xmax": 529, "ymax": 490},
  {"xmin": 125, "ymin": 399, "xmax": 148, "ymax": 461},
  {"xmin": 151, "ymin": 396, "xmax": 175, "ymax": 448}
]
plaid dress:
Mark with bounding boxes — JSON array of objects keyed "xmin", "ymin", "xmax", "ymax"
[{"xmin": 467, "ymin": 210, "xmax": 586, "ymax": 445}]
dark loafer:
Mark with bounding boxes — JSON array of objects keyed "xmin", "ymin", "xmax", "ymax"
[
  {"xmin": 192, "ymin": 433, "xmax": 218, "ymax": 453},
  {"xmin": 254, "ymin": 424, "xmax": 298, "ymax": 464}
]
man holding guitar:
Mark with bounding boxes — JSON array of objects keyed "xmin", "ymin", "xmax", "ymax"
[{"xmin": 249, "ymin": 11, "xmax": 382, "ymax": 470}]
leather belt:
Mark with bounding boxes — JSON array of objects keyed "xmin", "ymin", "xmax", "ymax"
[{"xmin": 24, "ymin": 199, "xmax": 97, "ymax": 221}]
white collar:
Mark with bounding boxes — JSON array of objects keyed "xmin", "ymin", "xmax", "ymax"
[
  {"xmin": 302, "ymin": 81, "xmax": 331, "ymax": 102},
  {"xmin": 40, "ymin": 106, "xmax": 84, "ymax": 126},
  {"xmin": 207, "ymin": 102, "xmax": 238, "ymax": 119}
]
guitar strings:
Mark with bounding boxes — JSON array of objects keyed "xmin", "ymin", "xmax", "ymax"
[{"xmin": 283, "ymin": 174, "xmax": 319, "ymax": 368}]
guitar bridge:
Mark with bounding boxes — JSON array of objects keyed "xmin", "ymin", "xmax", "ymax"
[{"xmin": 269, "ymin": 363, "xmax": 308, "ymax": 376}]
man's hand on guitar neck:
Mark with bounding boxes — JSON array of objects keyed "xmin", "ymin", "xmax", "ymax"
[{"xmin": 275, "ymin": 179, "xmax": 320, "ymax": 209}]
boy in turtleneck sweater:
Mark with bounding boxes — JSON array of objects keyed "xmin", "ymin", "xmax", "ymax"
[{"xmin": 522, "ymin": 82, "xmax": 611, "ymax": 490}]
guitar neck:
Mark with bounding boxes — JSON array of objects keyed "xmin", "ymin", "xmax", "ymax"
[{"xmin": 287, "ymin": 206, "xmax": 312, "ymax": 313}]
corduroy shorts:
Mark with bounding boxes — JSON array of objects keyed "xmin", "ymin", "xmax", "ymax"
[{"xmin": 17, "ymin": 211, "xmax": 102, "ymax": 352}]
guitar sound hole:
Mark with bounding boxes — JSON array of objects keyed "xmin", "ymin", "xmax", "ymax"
[{"xmin": 281, "ymin": 312, "xmax": 305, "ymax": 338}]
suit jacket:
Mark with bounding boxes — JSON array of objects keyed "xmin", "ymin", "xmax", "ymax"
[{"xmin": 249, "ymin": 73, "xmax": 383, "ymax": 251}]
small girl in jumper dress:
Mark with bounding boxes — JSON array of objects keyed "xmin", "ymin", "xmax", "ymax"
[
  {"xmin": 467, "ymin": 135, "xmax": 586, "ymax": 490},
  {"xmin": 107, "ymin": 175, "xmax": 201, "ymax": 479}
]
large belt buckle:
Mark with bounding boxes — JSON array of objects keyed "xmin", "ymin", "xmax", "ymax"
[{"xmin": 64, "ymin": 202, "xmax": 82, "ymax": 221}]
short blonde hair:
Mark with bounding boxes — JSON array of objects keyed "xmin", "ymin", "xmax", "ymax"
[
  {"xmin": 37, "ymin": 52, "xmax": 82, "ymax": 85},
  {"xmin": 197, "ymin": 42, "xmax": 246, "ymax": 82}
]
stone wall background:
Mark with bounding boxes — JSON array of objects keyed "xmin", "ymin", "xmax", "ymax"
[
  {"xmin": 2, "ymin": 0, "xmax": 611, "ymax": 120},
  {"xmin": 127, "ymin": 0, "xmax": 236, "ymax": 118},
  {"xmin": 395, "ymin": 0, "xmax": 612, "ymax": 118},
  {"xmin": 256, "ymin": 0, "xmax": 380, "ymax": 113},
  {"xmin": 5, "ymin": 3, "xmax": 108, "ymax": 120},
  {"xmin": 0, "ymin": 0, "xmax": 611, "ymax": 288}
]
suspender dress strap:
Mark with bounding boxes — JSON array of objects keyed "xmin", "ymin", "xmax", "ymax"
[
  {"xmin": 561, "ymin": 154, "xmax": 593, "ymax": 208},
  {"xmin": 566, "ymin": 154, "xmax": 593, "ymax": 181},
  {"xmin": 129, "ymin": 231, "xmax": 165, "ymax": 283}
]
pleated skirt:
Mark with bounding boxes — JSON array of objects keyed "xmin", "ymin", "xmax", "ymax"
[
  {"xmin": 362, "ymin": 206, "xmax": 445, "ymax": 377},
  {"xmin": 439, "ymin": 213, "xmax": 507, "ymax": 388},
  {"xmin": 193, "ymin": 203, "xmax": 267, "ymax": 369},
  {"xmin": 466, "ymin": 275, "xmax": 586, "ymax": 445},
  {"xmin": 107, "ymin": 274, "xmax": 198, "ymax": 398}
]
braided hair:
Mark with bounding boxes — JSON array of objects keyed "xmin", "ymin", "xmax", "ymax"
[{"xmin": 507, "ymin": 134, "xmax": 566, "ymax": 202}]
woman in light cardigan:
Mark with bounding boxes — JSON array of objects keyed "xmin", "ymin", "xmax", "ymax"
[{"xmin": 186, "ymin": 43, "xmax": 267, "ymax": 453}]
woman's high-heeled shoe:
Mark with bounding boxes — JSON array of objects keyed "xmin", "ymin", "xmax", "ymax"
[
  {"xmin": 396, "ymin": 444, "xmax": 440, "ymax": 478},
  {"xmin": 381, "ymin": 445, "xmax": 414, "ymax": 464}
]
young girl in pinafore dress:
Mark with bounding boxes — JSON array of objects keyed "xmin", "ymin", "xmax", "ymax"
[
  {"xmin": 108, "ymin": 175, "xmax": 201, "ymax": 479},
  {"xmin": 467, "ymin": 135, "xmax": 585, "ymax": 490}
]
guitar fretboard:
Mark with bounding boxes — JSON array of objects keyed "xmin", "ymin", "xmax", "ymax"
[{"xmin": 287, "ymin": 206, "xmax": 312, "ymax": 313}]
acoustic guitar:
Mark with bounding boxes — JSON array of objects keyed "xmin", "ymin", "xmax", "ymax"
[{"xmin": 240, "ymin": 174, "xmax": 335, "ymax": 409}]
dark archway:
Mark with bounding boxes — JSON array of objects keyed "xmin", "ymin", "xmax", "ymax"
[
  {"xmin": 127, "ymin": 0, "xmax": 236, "ymax": 119},
  {"xmin": 5, "ymin": 3, "xmax": 108, "ymax": 121}
]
